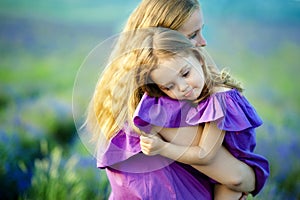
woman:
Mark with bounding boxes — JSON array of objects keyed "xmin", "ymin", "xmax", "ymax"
[{"xmin": 85, "ymin": 0, "xmax": 255, "ymax": 199}]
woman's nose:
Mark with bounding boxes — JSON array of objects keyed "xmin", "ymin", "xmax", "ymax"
[{"xmin": 195, "ymin": 34, "xmax": 207, "ymax": 47}]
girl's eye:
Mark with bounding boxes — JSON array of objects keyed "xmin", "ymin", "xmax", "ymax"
[{"xmin": 182, "ymin": 70, "xmax": 190, "ymax": 77}]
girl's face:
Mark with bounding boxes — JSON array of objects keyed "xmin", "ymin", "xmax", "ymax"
[
  {"xmin": 178, "ymin": 9, "xmax": 207, "ymax": 47},
  {"xmin": 150, "ymin": 54, "xmax": 205, "ymax": 101}
]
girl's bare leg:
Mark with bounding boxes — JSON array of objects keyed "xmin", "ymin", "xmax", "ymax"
[
  {"xmin": 191, "ymin": 146, "xmax": 255, "ymax": 192},
  {"xmin": 214, "ymin": 184, "xmax": 244, "ymax": 200}
]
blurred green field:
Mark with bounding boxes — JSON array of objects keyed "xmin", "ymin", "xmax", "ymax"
[{"xmin": 1, "ymin": 0, "xmax": 300, "ymax": 199}]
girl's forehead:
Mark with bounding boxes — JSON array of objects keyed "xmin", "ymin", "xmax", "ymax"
[
  {"xmin": 159, "ymin": 54, "xmax": 197, "ymax": 67},
  {"xmin": 153, "ymin": 57, "xmax": 186, "ymax": 76},
  {"xmin": 157, "ymin": 57, "xmax": 185, "ymax": 70}
]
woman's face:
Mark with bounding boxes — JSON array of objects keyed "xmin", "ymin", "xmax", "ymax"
[{"xmin": 178, "ymin": 9, "xmax": 207, "ymax": 47}]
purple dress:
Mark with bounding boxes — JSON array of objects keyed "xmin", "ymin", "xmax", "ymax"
[
  {"xmin": 133, "ymin": 89, "xmax": 269, "ymax": 196},
  {"xmin": 97, "ymin": 123, "xmax": 214, "ymax": 199}
]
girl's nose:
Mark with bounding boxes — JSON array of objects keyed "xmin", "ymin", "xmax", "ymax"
[{"xmin": 178, "ymin": 81, "xmax": 189, "ymax": 92}]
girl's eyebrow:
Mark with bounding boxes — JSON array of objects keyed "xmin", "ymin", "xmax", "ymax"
[{"xmin": 179, "ymin": 64, "xmax": 189, "ymax": 74}]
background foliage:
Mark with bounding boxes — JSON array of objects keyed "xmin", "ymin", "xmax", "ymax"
[{"xmin": 0, "ymin": 0, "xmax": 299, "ymax": 199}]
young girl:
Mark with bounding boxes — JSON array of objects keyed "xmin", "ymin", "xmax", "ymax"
[
  {"xmin": 85, "ymin": 0, "xmax": 259, "ymax": 199},
  {"xmin": 130, "ymin": 28, "xmax": 269, "ymax": 199}
]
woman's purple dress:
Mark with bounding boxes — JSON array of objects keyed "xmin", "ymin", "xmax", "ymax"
[
  {"xmin": 97, "ymin": 123, "xmax": 214, "ymax": 199},
  {"xmin": 133, "ymin": 89, "xmax": 269, "ymax": 196}
]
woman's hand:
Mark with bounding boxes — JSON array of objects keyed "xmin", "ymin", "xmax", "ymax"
[{"xmin": 140, "ymin": 134, "xmax": 166, "ymax": 156}]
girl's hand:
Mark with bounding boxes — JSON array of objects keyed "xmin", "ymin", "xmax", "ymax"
[{"xmin": 140, "ymin": 134, "xmax": 166, "ymax": 156}]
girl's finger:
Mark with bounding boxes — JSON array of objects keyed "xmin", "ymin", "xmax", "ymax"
[
  {"xmin": 140, "ymin": 146, "xmax": 150, "ymax": 155},
  {"xmin": 140, "ymin": 135, "xmax": 154, "ymax": 144},
  {"xmin": 140, "ymin": 135, "xmax": 150, "ymax": 141},
  {"xmin": 140, "ymin": 142, "xmax": 149, "ymax": 148}
]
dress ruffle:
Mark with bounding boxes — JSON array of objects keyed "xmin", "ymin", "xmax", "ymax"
[
  {"xmin": 134, "ymin": 89, "xmax": 263, "ymax": 131},
  {"xmin": 186, "ymin": 89, "xmax": 263, "ymax": 131},
  {"xmin": 97, "ymin": 123, "xmax": 175, "ymax": 172},
  {"xmin": 133, "ymin": 94, "xmax": 194, "ymax": 133},
  {"xmin": 97, "ymin": 123, "xmax": 141, "ymax": 168}
]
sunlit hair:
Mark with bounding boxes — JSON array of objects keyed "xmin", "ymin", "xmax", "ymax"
[
  {"xmin": 111, "ymin": 0, "xmax": 200, "ymax": 66},
  {"xmin": 85, "ymin": 0, "xmax": 202, "ymax": 140},
  {"xmin": 125, "ymin": 0, "xmax": 199, "ymax": 30}
]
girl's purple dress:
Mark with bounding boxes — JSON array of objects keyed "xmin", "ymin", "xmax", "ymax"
[
  {"xmin": 133, "ymin": 89, "xmax": 269, "ymax": 196},
  {"xmin": 97, "ymin": 124, "xmax": 214, "ymax": 199}
]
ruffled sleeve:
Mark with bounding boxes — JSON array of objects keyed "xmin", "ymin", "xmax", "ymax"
[
  {"xmin": 96, "ymin": 123, "xmax": 141, "ymax": 168},
  {"xmin": 133, "ymin": 90, "xmax": 262, "ymax": 133},
  {"xmin": 133, "ymin": 93, "xmax": 193, "ymax": 133},
  {"xmin": 186, "ymin": 89, "xmax": 263, "ymax": 131}
]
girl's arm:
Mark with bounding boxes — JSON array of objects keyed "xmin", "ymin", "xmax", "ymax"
[{"xmin": 140, "ymin": 121, "xmax": 225, "ymax": 165}]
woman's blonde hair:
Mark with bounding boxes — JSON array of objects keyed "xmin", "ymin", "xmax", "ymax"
[
  {"xmin": 86, "ymin": 0, "xmax": 203, "ymax": 140},
  {"xmin": 125, "ymin": 0, "xmax": 199, "ymax": 30}
]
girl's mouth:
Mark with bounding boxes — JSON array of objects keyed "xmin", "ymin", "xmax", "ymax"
[{"xmin": 184, "ymin": 89, "xmax": 193, "ymax": 97}]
